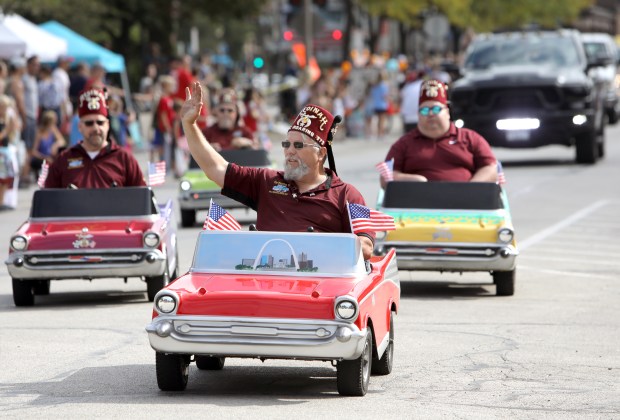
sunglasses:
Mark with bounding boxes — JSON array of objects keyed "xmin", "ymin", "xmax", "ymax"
[
  {"xmin": 281, "ymin": 141, "xmax": 320, "ymax": 149},
  {"xmin": 83, "ymin": 120, "xmax": 107, "ymax": 127},
  {"xmin": 419, "ymin": 105, "xmax": 447, "ymax": 116}
]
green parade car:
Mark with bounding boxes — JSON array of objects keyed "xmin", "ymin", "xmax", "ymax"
[
  {"xmin": 178, "ymin": 149, "xmax": 272, "ymax": 227},
  {"xmin": 374, "ymin": 181, "xmax": 518, "ymax": 296}
]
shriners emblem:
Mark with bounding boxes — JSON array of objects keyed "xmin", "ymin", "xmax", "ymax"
[
  {"xmin": 422, "ymin": 80, "xmax": 446, "ymax": 99},
  {"xmin": 79, "ymin": 90, "xmax": 104, "ymax": 111},
  {"xmin": 73, "ymin": 230, "xmax": 96, "ymax": 249},
  {"xmin": 295, "ymin": 111, "xmax": 316, "ymax": 128}
]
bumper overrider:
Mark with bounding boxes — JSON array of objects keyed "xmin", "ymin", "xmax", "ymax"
[
  {"xmin": 146, "ymin": 314, "xmax": 367, "ymax": 361},
  {"xmin": 5, "ymin": 248, "xmax": 167, "ymax": 280},
  {"xmin": 376, "ymin": 241, "xmax": 518, "ymax": 271}
]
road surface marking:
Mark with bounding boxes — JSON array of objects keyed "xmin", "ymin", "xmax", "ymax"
[{"xmin": 518, "ymin": 200, "xmax": 609, "ymax": 251}]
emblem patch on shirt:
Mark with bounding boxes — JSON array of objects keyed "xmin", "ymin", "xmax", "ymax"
[
  {"xmin": 67, "ymin": 158, "xmax": 84, "ymax": 169},
  {"xmin": 270, "ymin": 182, "xmax": 289, "ymax": 195}
]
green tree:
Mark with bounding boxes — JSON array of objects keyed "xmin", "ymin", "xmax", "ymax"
[{"xmin": 356, "ymin": 0, "xmax": 594, "ymax": 54}]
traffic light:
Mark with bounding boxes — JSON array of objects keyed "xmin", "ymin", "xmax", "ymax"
[
  {"xmin": 283, "ymin": 30, "xmax": 294, "ymax": 41},
  {"xmin": 253, "ymin": 57, "xmax": 265, "ymax": 69},
  {"xmin": 331, "ymin": 29, "xmax": 342, "ymax": 41}
]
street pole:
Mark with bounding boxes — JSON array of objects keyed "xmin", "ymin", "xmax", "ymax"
[{"xmin": 304, "ymin": 0, "xmax": 313, "ymax": 70}]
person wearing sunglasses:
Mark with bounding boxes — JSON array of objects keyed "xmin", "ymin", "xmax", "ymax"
[
  {"xmin": 44, "ymin": 88, "xmax": 145, "ymax": 189},
  {"xmin": 381, "ymin": 79, "xmax": 497, "ymax": 188},
  {"xmin": 181, "ymin": 82, "xmax": 375, "ymax": 260},
  {"xmin": 201, "ymin": 88, "xmax": 257, "ymax": 152}
]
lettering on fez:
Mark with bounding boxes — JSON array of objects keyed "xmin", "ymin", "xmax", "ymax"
[{"xmin": 304, "ymin": 106, "xmax": 328, "ymax": 131}]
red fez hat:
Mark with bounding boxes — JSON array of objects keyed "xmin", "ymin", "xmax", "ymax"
[
  {"xmin": 218, "ymin": 88, "xmax": 238, "ymax": 107},
  {"xmin": 419, "ymin": 79, "xmax": 448, "ymax": 106},
  {"xmin": 288, "ymin": 104, "xmax": 340, "ymax": 147},
  {"xmin": 78, "ymin": 88, "xmax": 108, "ymax": 118}
]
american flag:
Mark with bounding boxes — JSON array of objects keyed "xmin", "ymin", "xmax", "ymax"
[
  {"xmin": 375, "ymin": 158, "xmax": 394, "ymax": 182},
  {"xmin": 497, "ymin": 160, "xmax": 506, "ymax": 185},
  {"xmin": 37, "ymin": 160, "xmax": 49, "ymax": 188},
  {"xmin": 203, "ymin": 200, "xmax": 242, "ymax": 231},
  {"xmin": 148, "ymin": 161, "xmax": 166, "ymax": 186},
  {"xmin": 347, "ymin": 202, "xmax": 395, "ymax": 234}
]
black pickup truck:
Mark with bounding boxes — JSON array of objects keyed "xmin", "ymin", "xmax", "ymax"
[{"xmin": 450, "ymin": 30, "xmax": 610, "ymax": 164}]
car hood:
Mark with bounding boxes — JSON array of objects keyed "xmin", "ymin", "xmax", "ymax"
[
  {"xmin": 455, "ymin": 65, "xmax": 590, "ymax": 89},
  {"xmin": 167, "ymin": 273, "xmax": 359, "ymax": 319},
  {"xmin": 384, "ymin": 209, "xmax": 508, "ymax": 243},
  {"xmin": 20, "ymin": 220, "xmax": 153, "ymax": 251},
  {"xmin": 181, "ymin": 169, "xmax": 219, "ymax": 190}
]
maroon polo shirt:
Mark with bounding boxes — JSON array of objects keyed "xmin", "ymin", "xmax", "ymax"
[
  {"xmin": 222, "ymin": 164, "xmax": 375, "ymax": 242},
  {"xmin": 386, "ymin": 123, "xmax": 496, "ymax": 181},
  {"xmin": 202, "ymin": 124, "xmax": 254, "ymax": 150},
  {"xmin": 44, "ymin": 142, "xmax": 146, "ymax": 189}
]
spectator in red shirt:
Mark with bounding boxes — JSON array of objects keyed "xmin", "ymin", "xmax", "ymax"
[
  {"xmin": 44, "ymin": 88, "xmax": 145, "ymax": 189},
  {"xmin": 382, "ymin": 79, "xmax": 497, "ymax": 188},
  {"xmin": 202, "ymin": 88, "xmax": 257, "ymax": 151},
  {"xmin": 170, "ymin": 55, "xmax": 194, "ymax": 102},
  {"xmin": 151, "ymin": 75, "xmax": 176, "ymax": 163},
  {"xmin": 181, "ymin": 81, "xmax": 374, "ymax": 260}
]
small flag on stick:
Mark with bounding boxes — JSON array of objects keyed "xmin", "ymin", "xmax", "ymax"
[
  {"xmin": 347, "ymin": 202, "xmax": 395, "ymax": 234},
  {"xmin": 37, "ymin": 161, "xmax": 49, "ymax": 188},
  {"xmin": 203, "ymin": 199, "xmax": 242, "ymax": 231},
  {"xmin": 496, "ymin": 161, "xmax": 506, "ymax": 185},
  {"xmin": 375, "ymin": 158, "xmax": 394, "ymax": 182},
  {"xmin": 148, "ymin": 161, "xmax": 166, "ymax": 186}
]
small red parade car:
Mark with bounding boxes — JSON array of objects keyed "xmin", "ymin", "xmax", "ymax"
[
  {"xmin": 146, "ymin": 230, "xmax": 400, "ymax": 396},
  {"xmin": 5, "ymin": 187, "xmax": 178, "ymax": 306}
]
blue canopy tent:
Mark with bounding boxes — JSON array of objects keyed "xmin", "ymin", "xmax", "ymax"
[{"xmin": 39, "ymin": 21, "xmax": 143, "ymax": 146}]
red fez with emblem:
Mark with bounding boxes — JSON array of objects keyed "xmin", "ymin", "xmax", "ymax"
[
  {"xmin": 78, "ymin": 88, "xmax": 108, "ymax": 118},
  {"xmin": 419, "ymin": 79, "xmax": 448, "ymax": 106},
  {"xmin": 218, "ymin": 88, "xmax": 238, "ymax": 107},
  {"xmin": 288, "ymin": 104, "xmax": 340, "ymax": 147},
  {"xmin": 288, "ymin": 104, "xmax": 342, "ymax": 175}
]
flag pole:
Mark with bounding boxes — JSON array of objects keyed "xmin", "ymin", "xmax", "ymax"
[
  {"xmin": 345, "ymin": 200, "xmax": 355, "ymax": 234},
  {"xmin": 205, "ymin": 198, "xmax": 213, "ymax": 230}
]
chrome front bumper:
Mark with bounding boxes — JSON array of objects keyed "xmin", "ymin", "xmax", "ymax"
[
  {"xmin": 376, "ymin": 242, "xmax": 518, "ymax": 272},
  {"xmin": 146, "ymin": 315, "xmax": 367, "ymax": 361},
  {"xmin": 5, "ymin": 248, "xmax": 167, "ymax": 280}
]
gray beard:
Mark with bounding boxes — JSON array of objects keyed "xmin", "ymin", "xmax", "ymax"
[{"xmin": 283, "ymin": 158, "xmax": 310, "ymax": 181}]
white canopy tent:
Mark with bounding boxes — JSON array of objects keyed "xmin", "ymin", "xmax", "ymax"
[
  {"xmin": 0, "ymin": 22, "xmax": 26, "ymax": 58},
  {"xmin": 0, "ymin": 14, "xmax": 67, "ymax": 61}
]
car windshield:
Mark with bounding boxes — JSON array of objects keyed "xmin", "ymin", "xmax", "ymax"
[
  {"xmin": 191, "ymin": 231, "xmax": 364, "ymax": 277},
  {"xmin": 30, "ymin": 187, "xmax": 158, "ymax": 218},
  {"xmin": 464, "ymin": 35, "xmax": 581, "ymax": 69}
]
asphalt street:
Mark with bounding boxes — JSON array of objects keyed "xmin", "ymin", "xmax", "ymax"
[{"xmin": 1, "ymin": 124, "xmax": 619, "ymax": 419}]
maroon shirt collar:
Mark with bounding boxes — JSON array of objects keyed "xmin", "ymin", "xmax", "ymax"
[{"xmin": 76, "ymin": 141, "xmax": 120, "ymax": 159}]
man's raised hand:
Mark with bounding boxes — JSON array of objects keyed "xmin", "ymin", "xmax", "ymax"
[{"xmin": 181, "ymin": 82, "xmax": 203, "ymax": 125}]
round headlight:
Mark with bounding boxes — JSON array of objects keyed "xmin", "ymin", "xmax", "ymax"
[
  {"xmin": 375, "ymin": 231, "xmax": 387, "ymax": 241},
  {"xmin": 11, "ymin": 236, "xmax": 28, "ymax": 251},
  {"xmin": 498, "ymin": 228, "xmax": 514, "ymax": 243},
  {"xmin": 180, "ymin": 180, "xmax": 191, "ymax": 191},
  {"xmin": 336, "ymin": 300, "xmax": 357, "ymax": 320},
  {"xmin": 143, "ymin": 232, "xmax": 160, "ymax": 248},
  {"xmin": 156, "ymin": 295, "xmax": 176, "ymax": 313}
]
